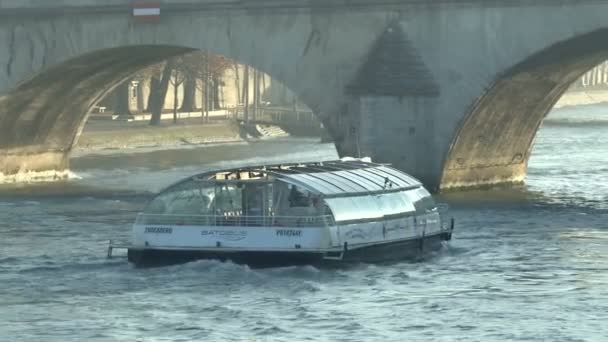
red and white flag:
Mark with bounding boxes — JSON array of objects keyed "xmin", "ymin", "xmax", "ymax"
[{"xmin": 133, "ymin": 1, "xmax": 161, "ymax": 23}]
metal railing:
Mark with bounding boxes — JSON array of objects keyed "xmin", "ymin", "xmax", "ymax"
[
  {"xmin": 231, "ymin": 106, "xmax": 319, "ymax": 127},
  {"xmin": 135, "ymin": 213, "xmax": 335, "ymax": 228}
]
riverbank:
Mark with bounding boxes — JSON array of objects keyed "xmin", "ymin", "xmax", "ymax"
[
  {"xmin": 554, "ymin": 88, "xmax": 608, "ymax": 108},
  {"xmin": 74, "ymin": 118, "xmax": 244, "ymax": 156}
]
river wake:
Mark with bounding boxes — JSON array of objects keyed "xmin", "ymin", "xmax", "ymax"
[
  {"xmin": 1, "ymin": 111, "xmax": 607, "ymax": 341},
  {"xmin": 0, "ymin": 169, "xmax": 80, "ymax": 185}
]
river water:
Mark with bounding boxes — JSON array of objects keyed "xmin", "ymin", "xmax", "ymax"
[{"xmin": 1, "ymin": 105, "xmax": 608, "ymax": 341}]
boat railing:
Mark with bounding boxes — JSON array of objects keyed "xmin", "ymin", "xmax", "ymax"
[{"xmin": 135, "ymin": 213, "xmax": 336, "ymax": 228}]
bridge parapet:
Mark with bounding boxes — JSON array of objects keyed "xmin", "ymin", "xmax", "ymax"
[{"xmin": 0, "ymin": 0, "xmax": 601, "ymax": 11}]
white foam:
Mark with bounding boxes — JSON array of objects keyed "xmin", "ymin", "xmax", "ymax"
[{"xmin": 0, "ymin": 169, "xmax": 81, "ymax": 184}]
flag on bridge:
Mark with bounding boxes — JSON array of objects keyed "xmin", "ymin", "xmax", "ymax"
[{"xmin": 133, "ymin": 1, "xmax": 161, "ymax": 23}]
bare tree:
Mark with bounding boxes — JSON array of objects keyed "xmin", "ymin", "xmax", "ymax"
[
  {"xmin": 146, "ymin": 77, "xmax": 160, "ymax": 112},
  {"xmin": 213, "ymin": 74, "xmax": 223, "ymax": 109},
  {"xmin": 261, "ymin": 73, "xmax": 266, "ymax": 104},
  {"xmin": 253, "ymin": 69, "xmax": 259, "ymax": 121},
  {"xmin": 179, "ymin": 51, "xmax": 231, "ymax": 122},
  {"xmin": 169, "ymin": 60, "xmax": 186, "ymax": 124},
  {"xmin": 149, "ymin": 59, "xmax": 176, "ymax": 126},
  {"xmin": 233, "ymin": 62, "xmax": 241, "ymax": 108},
  {"xmin": 130, "ymin": 63, "xmax": 164, "ymax": 114},
  {"xmin": 243, "ymin": 65, "xmax": 249, "ymax": 123},
  {"xmin": 115, "ymin": 79, "xmax": 133, "ymax": 118},
  {"xmin": 204, "ymin": 51, "xmax": 210, "ymax": 121},
  {"xmin": 179, "ymin": 73, "xmax": 196, "ymax": 113}
]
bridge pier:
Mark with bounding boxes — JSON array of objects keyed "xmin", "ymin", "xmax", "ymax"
[
  {"xmin": 329, "ymin": 96, "xmax": 442, "ymax": 190},
  {"xmin": 327, "ymin": 22, "xmax": 443, "ymax": 190}
]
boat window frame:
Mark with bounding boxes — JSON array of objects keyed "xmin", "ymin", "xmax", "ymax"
[{"xmin": 143, "ymin": 178, "xmax": 215, "ymax": 215}]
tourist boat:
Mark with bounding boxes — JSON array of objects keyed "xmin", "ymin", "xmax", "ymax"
[{"xmin": 118, "ymin": 158, "xmax": 454, "ymax": 267}]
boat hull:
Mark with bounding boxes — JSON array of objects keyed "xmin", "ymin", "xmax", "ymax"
[{"xmin": 127, "ymin": 232, "xmax": 450, "ymax": 268}]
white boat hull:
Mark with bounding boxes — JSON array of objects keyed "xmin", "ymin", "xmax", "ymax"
[
  {"xmin": 127, "ymin": 215, "xmax": 453, "ymax": 267},
  {"xmin": 127, "ymin": 231, "xmax": 451, "ymax": 267}
]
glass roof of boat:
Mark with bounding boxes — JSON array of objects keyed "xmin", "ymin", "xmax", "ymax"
[{"xmin": 190, "ymin": 159, "xmax": 422, "ymax": 197}]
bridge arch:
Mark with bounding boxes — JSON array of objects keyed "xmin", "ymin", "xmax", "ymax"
[
  {"xmin": 440, "ymin": 28, "xmax": 608, "ymax": 190},
  {"xmin": 1, "ymin": 43, "xmax": 324, "ymax": 139},
  {"xmin": 0, "ymin": 47, "xmax": 249, "ymax": 173},
  {"xmin": 0, "ymin": 7, "xmax": 391, "ymax": 176},
  {"xmin": 0, "ymin": 43, "xmax": 329, "ymax": 174}
]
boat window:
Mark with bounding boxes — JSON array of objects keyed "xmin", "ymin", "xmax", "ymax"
[
  {"xmin": 396, "ymin": 191, "xmax": 416, "ymax": 213},
  {"xmin": 144, "ymin": 180, "xmax": 214, "ymax": 215},
  {"xmin": 243, "ymin": 182, "xmax": 273, "ymax": 217},
  {"xmin": 377, "ymin": 193, "xmax": 397, "ymax": 217},
  {"xmin": 325, "ymin": 196, "xmax": 383, "ymax": 222},
  {"xmin": 287, "ymin": 184, "xmax": 311, "ymax": 208},
  {"xmin": 379, "ymin": 192, "xmax": 415, "ymax": 217},
  {"xmin": 273, "ymin": 181, "xmax": 290, "ymax": 214},
  {"xmin": 324, "ymin": 197, "xmax": 359, "ymax": 222},
  {"xmin": 273, "ymin": 184, "xmax": 321, "ymax": 217},
  {"xmin": 405, "ymin": 187, "xmax": 436, "ymax": 214},
  {"xmin": 326, "ymin": 191, "xmax": 421, "ymax": 223},
  {"xmin": 415, "ymin": 196, "xmax": 436, "ymax": 213},
  {"xmin": 213, "ymin": 183, "xmax": 243, "ymax": 216},
  {"xmin": 352, "ymin": 196, "xmax": 383, "ymax": 220}
]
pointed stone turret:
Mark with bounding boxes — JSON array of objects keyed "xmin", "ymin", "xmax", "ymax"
[{"xmin": 347, "ymin": 24, "xmax": 440, "ymax": 97}]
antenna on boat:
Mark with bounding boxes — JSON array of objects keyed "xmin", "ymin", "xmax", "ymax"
[
  {"xmin": 351, "ymin": 125, "xmax": 361, "ymax": 158},
  {"xmin": 383, "ymin": 177, "xmax": 393, "ymax": 189}
]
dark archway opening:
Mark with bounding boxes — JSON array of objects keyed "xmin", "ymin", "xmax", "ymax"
[{"xmin": 76, "ymin": 50, "xmax": 326, "ymax": 155}]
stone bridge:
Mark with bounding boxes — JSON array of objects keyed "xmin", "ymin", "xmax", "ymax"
[{"xmin": 1, "ymin": 0, "xmax": 607, "ymax": 191}]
